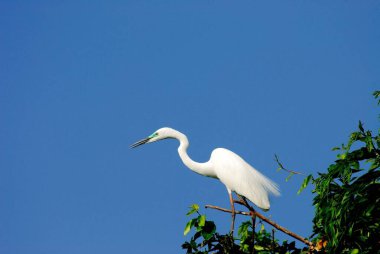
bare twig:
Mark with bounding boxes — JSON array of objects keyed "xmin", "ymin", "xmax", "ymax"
[{"xmin": 274, "ymin": 154, "xmax": 305, "ymax": 175}]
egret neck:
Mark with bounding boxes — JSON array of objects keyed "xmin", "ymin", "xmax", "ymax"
[{"xmin": 175, "ymin": 130, "xmax": 217, "ymax": 179}]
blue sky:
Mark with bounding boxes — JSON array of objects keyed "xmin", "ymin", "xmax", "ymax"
[{"xmin": 1, "ymin": 1, "xmax": 379, "ymax": 253}]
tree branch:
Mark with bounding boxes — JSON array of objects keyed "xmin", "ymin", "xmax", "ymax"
[
  {"xmin": 205, "ymin": 204, "xmax": 314, "ymax": 248},
  {"xmin": 206, "ymin": 204, "xmax": 250, "ymax": 215}
]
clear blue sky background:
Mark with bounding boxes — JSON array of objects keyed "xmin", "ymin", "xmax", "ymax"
[{"xmin": 1, "ymin": 1, "xmax": 379, "ymax": 253}]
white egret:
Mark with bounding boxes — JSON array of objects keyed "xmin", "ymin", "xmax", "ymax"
[{"xmin": 131, "ymin": 127, "xmax": 280, "ymax": 232}]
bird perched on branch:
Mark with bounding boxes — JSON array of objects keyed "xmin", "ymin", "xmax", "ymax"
[{"xmin": 131, "ymin": 127, "xmax": 280, "ymax": 232}]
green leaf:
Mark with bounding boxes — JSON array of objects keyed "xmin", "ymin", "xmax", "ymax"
[
  {"xmin": 198, "ymin": 215, "xmax": 206, "ymax": 227},
  {"xmin": 365, "ymin": 135, "xmax": 374, "ymax": 152},
  {"xmin": 184, "ymin": 218, "xmax": 196, "ymax": 235},
  {"xmin": 358, "ymin": 121, "xmax": 365, "ymax": 133},
  {"xmin": 201, "ymin": 221, "xmax": 216, "ymax": 240},
  {"xmin": 285, "ymin": 172, "xmax": 294, "ymax": 182},
  {"xmin": 183, "ymin": 222, "xmax": 191, "ymax": 236},
  {"xmin": 238, "ymin": 221, "xmax": 251, "ymax": 238},
  {"xmin": 350, "ymin": 249, "xmax": 359, "ymax": 254},
  {"xmin": 254, "ymin": 245, "xmax": 265, "ymax": 251},
  {"xmin": 298, "ymin": 174, "xmax": 313, "ymax": 194},
  {"xmin": 186, "ymin": 204, "xmax": 199, "ymax": 216},
  {"xmin": 373, "ymin": 90, "xmax": 380, "ymax": 104}
]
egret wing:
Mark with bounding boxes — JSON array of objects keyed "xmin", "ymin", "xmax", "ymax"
[{"xmin": 210, "ymin": 148, "xmax": 279, "ymax": 210}]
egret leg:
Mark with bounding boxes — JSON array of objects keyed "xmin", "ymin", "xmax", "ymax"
[{"xmin": 228, "ymin": 191, "xmax": 236, "ymax": 234}]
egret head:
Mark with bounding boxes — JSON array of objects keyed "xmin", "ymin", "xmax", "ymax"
[{"xmin": 130, "ymin": 127, "xmax": 176, "ymax": 148}]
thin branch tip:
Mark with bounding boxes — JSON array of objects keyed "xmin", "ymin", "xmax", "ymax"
[{"xmin": 274, "ymin": 154, "xmax": 305, "ymax": 175}]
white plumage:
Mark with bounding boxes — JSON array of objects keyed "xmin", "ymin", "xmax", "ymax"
[
  {"xmin": 210, "ymin": 148, "xmax": 279, "ymax": 210},
  {"xmin": 131, "ymin": 127, "xmax": 280, "ymax": 232}
]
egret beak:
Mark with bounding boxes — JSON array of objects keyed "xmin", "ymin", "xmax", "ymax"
[{"xmin": 130, "ymin": 137, "xmax": 151, "ymax": 148}]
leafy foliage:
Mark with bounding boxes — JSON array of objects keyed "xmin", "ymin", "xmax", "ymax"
[
  {"xmin": 299, "ymin": 91, "xmax": 380, "ymax": 253},
  {"xmin": 182, "ymin": 205, "xmax": 310, "ymax": 254},
  {"xmin": 311, "ymin": 124, "xmax": 379, "ymax": 253},
  {"xmin": 238, "ymin": 221, "xmax": 309, "ymax": 254},
  {"xmin": 182, "ymin": 204, "xmax": 238, "ymax": 254}
]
